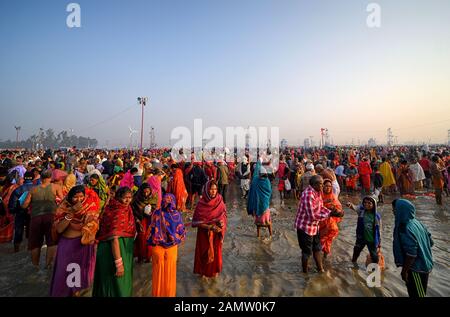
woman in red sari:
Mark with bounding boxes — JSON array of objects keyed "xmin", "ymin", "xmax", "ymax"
[
  {"xmin": 358, "ymin": 158, "xmax": 373, "ymax": 195},
  {"xmin": 167, "ymin": 164, "xmax": 188, "ymax": 212},
  {"xmin": 192, "ymin": 180, "xmax": 227, "ymax": 278},
  {"xmin": 319, "ymin": 179, "xmax": 344, "ymax": 257},
  {"xmin": 0, "ymin": 175, "xmax": 18, "ymax": 243}
]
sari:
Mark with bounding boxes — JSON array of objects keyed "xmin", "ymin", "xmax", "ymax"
[
  {"xmin": 148, "ymin": 175, "xmax": 162, "ymax": 209},
  {"xmin": 319, "ymin": 182, "xmax": 343, "ymax": 255},
  {"xmin": 167, "ymin": 168, "xmax": 188, "ymax": 211},
  {"xmin": 147, "ymin": 194, "xmax": 186, "ymax": 297},
  {"xmin": 358, "ymin": 161, "xmax": 372, "ymax": 190},
  {"xmin": 131, "ymin": 183, "xmax": 157, "ymax": 262},
  {"xmin": 192, "ymin": 181, "xmax": 227, "ymax": 277},
  {"xmin": 87, "ymin": 172, "xmax": 109, "ymax": 210},
  {"xmin": 379, "ymin": 161, "xmax": 396, "ymax": 187},
  {"xmin": 93, "ymin": 199, "xmax": 136, "ymax": 297},
  {"xmin": 62, "ymin": 174, "xmax": 76, "ymax": 197},
  {"xmin": 119, "ymin": 170, "xmax": 135, "ymax": 190},
  {"xmin": 50, "ymin": 187, "xmax": 101, "ymax": 296},
  {"xmin": 0, "ymin": 184, "xmax": 18, "ymax": 243},
  {"xmin": 345, "ymin": 166, "xmax": 359, "ymax": 190},
  {"xmin": 247, "ymin": 162, "xmax": 272, "ymax": 224},
  {"xmin": 397, "ymin": 164, "xmax": 414, "ymax": 195}
]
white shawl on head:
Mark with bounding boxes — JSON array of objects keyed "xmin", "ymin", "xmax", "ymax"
[{"xmin": 410, "ymin": 163, "xmax": 426, "ymax": 182}]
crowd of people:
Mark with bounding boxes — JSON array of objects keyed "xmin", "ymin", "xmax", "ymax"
[{"xmin": 0, "ymin": 144, "xmax": 448, "ymax": 297}]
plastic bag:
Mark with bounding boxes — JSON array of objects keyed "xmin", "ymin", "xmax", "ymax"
[{"xmin": 284, "ymin": 179, "xmax": 291, "ymax": 191}]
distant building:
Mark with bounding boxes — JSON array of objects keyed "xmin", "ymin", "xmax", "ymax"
[
  {"xmin": 368, "ymin": 138, "xmax": 376, "ymax": 147},
  {"xmin": 304, "ymin": 138, "xmax": 310, "ymax": 148}
]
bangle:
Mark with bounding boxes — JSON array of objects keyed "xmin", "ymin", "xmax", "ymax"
[
  {"xmin": 114, "ymin": 257, "xmax": 123, "ymax": 264},
  {"xmin": 65, "ymin": 215, "xmax": 73, "ymax": 221}
]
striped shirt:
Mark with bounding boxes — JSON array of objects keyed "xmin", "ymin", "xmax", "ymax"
[{"xmin": 295, "ymin": 185, "xmax": 331, "ymax": 235}]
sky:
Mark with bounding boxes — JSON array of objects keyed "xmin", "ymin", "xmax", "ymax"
[{"xmin": 1, "ymin": 0, "xmax": 449, "ymax": 147}]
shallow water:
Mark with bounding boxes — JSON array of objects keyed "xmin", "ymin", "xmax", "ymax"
[{"xmin": 1, "ymin": 182, "xmax": 449, "ymax": 297}]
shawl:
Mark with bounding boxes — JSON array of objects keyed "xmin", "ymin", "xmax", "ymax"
[
  {"xmin": 54, "ymin": 187, "xmax": 101, "ymax": 245},
  {"xmin": 96, "ymin": 198, "xmax": 136, "ymax": 241},
  {"xmin": 119, "ymin": 170, "xmax": 134, "ymax": 189},
  {"xmin": 409, "ymin": 163, "xmax": 426, "ymax": 182},
  {"xmin": 321, "ymin": 180, "xmax": 343, "ymax": 221},
  {"xmin": 63, "ymin": 174, "xmax": 76, "ymax": 196},
  {"xmin": 87, "ymin": 173, "xmax": 109, "ymax": 207},
  {"xmin": 52, "ymin": 169, "xmax": 68, "ymax": 183},
  {"xmin": 192, "ymin": 180, "xmax": 227, "ymax": 237},
  {"xmin": 131, "ymin": 183, "xmax": 158, "ymax": 222},
  {"xmin": 167, "ymin": 168, "xmax": 188, "ymax": 209},
  {"xmin": 148, "ymin": 175, "xmax": 162, "ymax": 209},
  {"xmin": 146, "ymin": 193, "xmax": 186, "ymax": 248},
  {"xmin": 247, "ymin": 162, "xmax": 272, "ymax": 217},
  {"xmin": 379, "ymin": 161, "xmax": 396, "ymax": 187}
]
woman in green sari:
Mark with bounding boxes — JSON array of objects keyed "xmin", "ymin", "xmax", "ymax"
[{"xmin": 92, "ymin": 187, "xmax": 136, "ymax": 297}]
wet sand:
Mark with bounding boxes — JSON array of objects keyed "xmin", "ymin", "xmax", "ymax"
[{"xmin": 1, "ymin": 182, "xmax": 449, "ymax": 297}]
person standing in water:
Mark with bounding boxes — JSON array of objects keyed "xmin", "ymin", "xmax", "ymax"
[
  {"xmin": 392, "ymin": 199, "xmax": 433, "ymax": 297},
  {"xmin": 295, "ymin": 175, "xmax": 331, "ymax": 273}
]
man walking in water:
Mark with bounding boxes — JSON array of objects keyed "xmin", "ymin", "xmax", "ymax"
[{"xmin": 295, "ymin": 175, "xmax": 331, "ymax": 273}]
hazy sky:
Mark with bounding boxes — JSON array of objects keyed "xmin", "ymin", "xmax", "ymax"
[{"xmin": 1, "ymin": 0, "xmax": 449, "ymax": 147}]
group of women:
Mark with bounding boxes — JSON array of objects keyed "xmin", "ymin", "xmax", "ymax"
[{"xmin": 49, "ymin": 171, "xmax": 227, "ymax": 297}]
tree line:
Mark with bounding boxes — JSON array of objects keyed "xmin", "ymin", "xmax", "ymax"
[{"xmin": 0, "ymin": 129, "xmax": 98, "ymax": 149}]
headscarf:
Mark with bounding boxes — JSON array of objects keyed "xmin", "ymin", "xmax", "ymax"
[
  {"xmin": 148, "ymin": 174, "xmax": 162, "ymax": 209},
  {"xmin": 321, "ymin": 179, "xmax": 343, "ymax": 219},
  {"xmin": 192, "ymin": 180, "xmax": 227, "ymax": 237},
  {"xmin": 166, "ymin": 167, "xmax": 188, "ymax": 210},
  {"xmin": 63, "ymin": 173, "xmax": 76, "ymax": 196},
  {"xmin": 131, "ymin": 183, "xmax": 158, "ymax": 221},
  {"xmin": 119, "ymin": 170, "xmax": 134, "ymax": 189},
  {"xmin": 54, "ymin": 186, "xmax": 101, "ymax": 245},
  {"xmin": 87, "ymin": 172, "xmax": 109, "ymax": 208},
  {"xmin": 52, "ymin": 169, "xmax": 68, "ymax": 183},
  {"xmin": 96, "ymin": 198, "xmax": 136, "ymax": 241},
  {"xmin": 247, "ymin": 161, "xmax": 272, "ymax": 217},
  {"xmin": 393, "ymin": 199, "xmax": 433, "ymax": 271},
  {"xmin": 146, "ymin": 193, "xmax": 186, "ymax": 248}
]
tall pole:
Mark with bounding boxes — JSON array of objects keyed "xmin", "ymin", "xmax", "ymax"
[
  {"xmin": 137, "ymin": 97, "xmax": 148, "ymax": 151},
  {"xmin": 14, "ymin": 126, "xmax": 21, "ymax": 146},
  {"xmin": 140, "ymin": 100, "xmax": 144, "ymax": 150}
]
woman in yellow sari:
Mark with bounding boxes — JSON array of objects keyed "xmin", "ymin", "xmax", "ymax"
[{"xmin": 379, "ymin": 157, "xmax": 396, "ymax": 192}]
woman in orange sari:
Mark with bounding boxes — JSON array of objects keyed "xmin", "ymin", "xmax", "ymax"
[
  {"xmin": 319, "ymin": 179, "xmax": 344, "ymax": 257},
  {"xmin": 396, "ymin": 160, "xmax": 414, "ymax": 195},
  {"xmin": 167, "ymin": 164, "xmax": 188, "ymax": 211}
]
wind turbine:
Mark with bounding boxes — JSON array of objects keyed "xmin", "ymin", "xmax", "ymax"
[{"xmin": 129, "ymin": 126, "xmax": 138, "ymax": 150}]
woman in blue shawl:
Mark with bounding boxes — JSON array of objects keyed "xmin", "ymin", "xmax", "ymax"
[
  {"xmin": 147, "ymin": 193, "xmax": 186, "ymax": 297},
  {"xmin": 392, "ymin": 199, "xmax": 433, "ymax": 297},
  {"xmin": 247, "ymin": 160, "xmax": 273, "ymax": 237}
]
